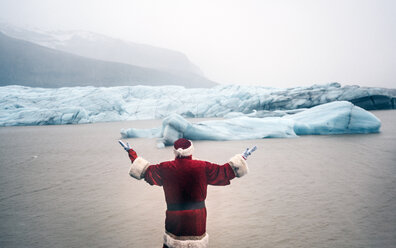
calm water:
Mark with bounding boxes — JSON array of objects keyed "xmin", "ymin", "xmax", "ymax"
[{"xmin": 0, "ymin": 111, "xmax": 395, "ymax": 248}]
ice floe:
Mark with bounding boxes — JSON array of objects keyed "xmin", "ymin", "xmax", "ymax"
[{"xmin": 121, "ymin": 101, "xmax": 381, "ymax": 147}]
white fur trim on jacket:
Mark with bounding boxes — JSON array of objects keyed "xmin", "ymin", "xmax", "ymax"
[
  {"xmin": 129, "ymin": 157, "xmax": 150, "ymax": 180},
  {"xmin": 229, "ymin": 154, "xmax": 249, "ymax": 177},
  {"xmin": 163, "ymin": 232, "xmax": 209, "ymax": 248},
  {"xmin": 173, "ymin": 142, "xmax": 194, "ymax": 157}
]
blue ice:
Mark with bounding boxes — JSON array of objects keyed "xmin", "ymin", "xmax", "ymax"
[
  {"xmin": 121, "ymin": 101, "xmax": 381, "ymax": 147},
  {"xmin": 0, "ymin": 83, "xmax": 394, "ymax": 126}
]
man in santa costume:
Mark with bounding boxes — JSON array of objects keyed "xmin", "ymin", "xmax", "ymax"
[{"xmin": 123, "ymin": 138, "xmax": 253, "ymax": 248}]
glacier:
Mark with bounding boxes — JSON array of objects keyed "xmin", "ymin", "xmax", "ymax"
[
  {"xmin": 0, "ymin": 83, "xmax": 394, "ymax": 126},
  {"xmin": 121, "ymin": 101, "xmax": 381, "ymax": 148}
]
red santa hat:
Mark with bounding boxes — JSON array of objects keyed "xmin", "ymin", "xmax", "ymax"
[{"xmin": 173, "ymin": 138, "xmax": 194, "ymax": 157}]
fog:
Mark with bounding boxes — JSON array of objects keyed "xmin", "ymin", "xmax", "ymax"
[{"xmin": 0, "ymin": 0, "xmax": 395, "ymax": 88}]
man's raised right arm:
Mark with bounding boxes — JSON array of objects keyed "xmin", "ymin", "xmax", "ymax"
[{"xmin": 125, "ymin": 146, "xmax": 163, "ymax": 186}]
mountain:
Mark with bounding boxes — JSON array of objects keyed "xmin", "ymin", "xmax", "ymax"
[
  {"xmin": 0, "ymin": 32, "xmax": 216, "ymax": 88},
  {"xmin": 0, "ymin": 23, "xmax": 211, "ymax": 86}
]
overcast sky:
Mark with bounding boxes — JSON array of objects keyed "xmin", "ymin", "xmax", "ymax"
[{"xmin": 0, "ymin": 0, "xmax": 395, "ymax": 88}]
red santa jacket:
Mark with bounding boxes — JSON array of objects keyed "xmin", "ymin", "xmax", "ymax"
[{"xmin": 129, "ymin": 154, "xmax": 248, "ymax": 248}]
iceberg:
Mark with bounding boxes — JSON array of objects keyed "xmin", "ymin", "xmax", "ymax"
[
  {"xmin": 122, "ymin": 114, "xmax": 297, "ymax": 148},
  {"xmin": 121, "ymin": 101, "xmax": 381, "ymax": 147},
  {"xmin": 0, "ymin": 83, "xmax": 394, "ymax": 126},
  {"xmin": 286, "ymin": 101, "xmax": 381, "ymax": 135}
]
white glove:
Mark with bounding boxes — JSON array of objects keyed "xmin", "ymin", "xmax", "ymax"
[
  {"xmin": 242, "ymin": 146, "xmax": 257, "ymax": 160},
  {"xmin": 118, "ymin": 140, "xmax": 132, "ymax": 151}
]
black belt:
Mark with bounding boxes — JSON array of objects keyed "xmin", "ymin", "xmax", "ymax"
[{"xmin": 167, "ymin": 201, "xmax": 206, "ymax": 211}]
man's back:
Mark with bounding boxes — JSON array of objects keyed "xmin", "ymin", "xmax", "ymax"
[{"xmin": 145, "ymin": 156, "xmax": 236, "ymax": 204}]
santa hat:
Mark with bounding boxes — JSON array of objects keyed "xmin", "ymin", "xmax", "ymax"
[{"xmin": 173, "ymin": 138, "xmax": 194, "ymax": 157}]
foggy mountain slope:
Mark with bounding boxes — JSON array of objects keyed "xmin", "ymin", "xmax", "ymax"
[
  {"xmin": 45, "ymin": 31, "xmax": 204, "ymax": 77},
  {"xmin": 0, "ymin": 32, "xmax": 216, "ymax": 88},
  {"xmin": 0, "ymin": 22, "xmax": 207, "ymax": 82}
]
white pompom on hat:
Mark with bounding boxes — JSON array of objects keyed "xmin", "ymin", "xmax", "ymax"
[{"xmin": 173, "ymin": 138, "xmax": 194, "ymax": 157}]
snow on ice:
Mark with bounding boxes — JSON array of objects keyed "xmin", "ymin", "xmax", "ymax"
[
  {"xmin": 121, "ymin": 101, "xmax": 381, "ymax": 148},
  {"xmin": 0, "ymin": 83, "xmax": 394, "ymax": 126}
]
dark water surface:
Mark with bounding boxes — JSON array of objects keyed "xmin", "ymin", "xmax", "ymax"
[{"xmin": 0, "ymin": 111, "xmax": 395, "ymax": 248}]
